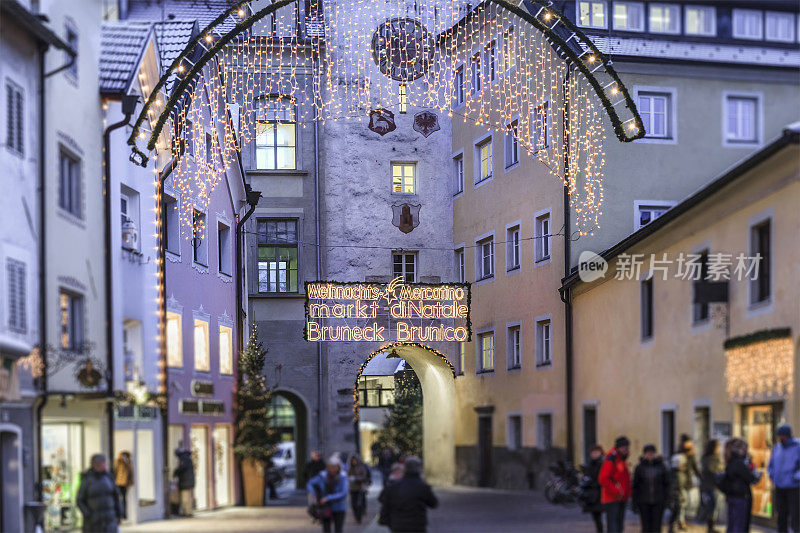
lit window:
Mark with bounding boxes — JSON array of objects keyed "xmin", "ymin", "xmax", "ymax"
[
  {"xmin": 60, "ymin": 291, "xmax": 84, "ymax": 351},
  {"xmin": 649, "ymin": 4, "xmax": 680, "ymax": 34},
  {"xmin": 476, "ymin": 136, "xmax": 493, "ymax": 182},
  {"xmin": 733, "ymin": 9, "xmax": 763, "ymax": 40},
  {"xmin": 534, "ymin": 212, "xmax": 551, "ymax": 262},
  {"xmin": 477, "ymin": 236, "xmax": 494, "ymax": 280},
  {"xmin": 507, "ymin": 325, "xmax": 521, "ymax": 369},
  {"xmin": 219, "ymin": 325, "xmax": 233, "ymax": 375},
  {"xmin": 725, "ymin": 95, "xmax": 759, "ymax": 145},
  {"xmin": 392, "ymin": 162, "xmax": 416, "ymax": 194},
  {"xmin": 685, "ymin": 6, "xmax": 715, "ymax": 36},
  {"xmin": 638, "ymin": 92, "xmax": 671, "ymax": 139},
  {"xmin": 166, "ymin": 311, "xmax": 182, "ymax": 368},
  {"xmin": 506, "ymin": 225, "xmax": 520, "ymax": 271},
  {"xmin": 193, "ymin": 318, "xmax": 210, "ymax": 372},
  {"xmin": 532, "ymin": 101, "xmax": 549, "ymax": 152},
  {"xmin": 357, "ymin": 375, "xmax": 395, "ymax": 407},
  {"xmin": 577, "ymin": 1, "xmax": 607, "ymax": 28},
  {"xmin": 6, "ymin": 258, "xmax": 27, "ymax": 333},
  {"xmin": 453, "ymin": 154, "xmax": 464, "ymax": 195},
  {"xmin": 255, "ymin": 97, "xmax": 296, "ymax": 170},
  {"xmin": 478, "ymin": 332, "xmax": 494, "ymax": 372},
  {"xmin": 613, "ymin": 2, "xmax": 644, "ymax": 31},
  {"xmin": 484, "ymin": 40, "xmax": 496, "ymax": 84},
  {"xmin": 393, "ymin": 251, "xmax": 417, "ymax": 283},
  {"xmin": 398, "ymin": 84, "xmax": 408, "ymax": 114},
  {"xmin": 765, "ymin": 11, "xmax": 795, "ymax": 42},
  {"xmin": 257, "ymin": 219, "xmax": 299, "ymax": 293},
  {"xmin": 535, "ymin": 318, "xmax": 552, "ymax": 367},
  {"xmin": 504, "ymin": 120, "xmax": 519, "ymax": 168},
  {"xmin": 454, "ymin": 65, "xmax": 465, "ymax": 106},
  {"xmin": 455, "ymin": 248, "xmax": 465, "ymax": 283},
  {"xmin": 5, "ymin": 81, "xmax": 24, "ymax": 155},
  {"xmin": 503, "ymin": 27, "xmax": 515, "ymax": 71},
  {"xmin": 470, "ymin": 52, "xmax": 481, "ymax": 94}
]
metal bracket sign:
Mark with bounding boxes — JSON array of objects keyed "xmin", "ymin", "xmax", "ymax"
[{"xmin": 304, "ymin": 277, "xmax": 471, "ymax": 343}]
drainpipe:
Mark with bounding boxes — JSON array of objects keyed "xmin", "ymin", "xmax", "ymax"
[
  {"xmin": 235, "ymin": 184, "xmax": 262, "ymax": 350},
  {"xmin": 102, "ymin": 94, "xmax": 137, "ymax": 464},
  {"xmin": 313, "ymin": 110, "xmax": 323, "ymax": 450}
]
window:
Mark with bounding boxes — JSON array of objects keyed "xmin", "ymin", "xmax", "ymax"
[
  {"xmin": 685, "ymin": 6, "xmax": 715, "ymax": 36},
  {"xmin": 393, "ymin": 251, "xmax": 417, "ymax": 283},
  {"xmin": 504, "ymin": 120, "xmax": 519, "ymax": 168},
  {"xmin": 392, "ymin": 162, "xmax": 416, "ymax": 194},
  {"xmin": 255, "ymin": 97, "xmax": 296, "ymax": 170},
  {"xmin": 476, "ymin": 236, "xmax": 494, "ymax": 280},
  {"xmin": 166, "ymin": 311, "xmax": 182, "ymax": 368},
  {"xmin": 193, "ymin": 319, "xmax": 209, "ymax": 372},
  {"xmin": 477, "ymin": 332, "xmax": 494, "ymax": 373},
  {"xmin": 692, "ymin": 251, "xmax": 710, "ymax": 324},
  {"xmin": 257, "ymin": 219, "xmax": 299, "ymax": 293},
  {"xmin": 503, "ymin": 27, "xmax": 515, "ymax": 71},
  {"xmin": 661, "ymin": 409, "xmax": 675, "ymax": 459},
  {"xmin": 183, "ymin": 119, "xmax": 194, "ymax": 157},
  {"xmin": 5, "ymin": 81, "xmax": 24, "ymax": 155},
  {"xmin": 65, "ymin": 25, "xmax": 78, "ymax": 79},
  {"xmin": 641, "ymin": 277, "xmax": 654, "ymax": 339},
  {"xmin": 6, "ymin": 259, "xmax": 27, "ymax": 333},
  {"xmin": 507, "ymin": 415, "xmax": 522, "ymax": 451},
  {"xmin": 58, "ymin": 150, "xmax": 81, "ymax": 217},
  {"xmin": 750, "ymin": 219, "xmax": 771, "ymax": 304},
  {"xmin": 578, "ymin": 1, "xmax": 607, "ymax": 28},
  {"xmin": 484, "ymin": 40, "xmax": 496, "ymax": 84},
  {"xmin": 217, "ymin": 222, "xmax": 231, "ymax": 275},
  {"xmin": 163, "ymin": 194, "xmax": 179, "ymax": 255},
  {"xmin": 192, "ymin": 209, "xmax": 208, "ymax": 266},
  {"xmin": 398, "ymin": 84, "xmax": 408, "ymax": 114},
  {"xmin": 532, "ymin": 101, "xmax": 549, "ymax": 152},
  {"xmin": 205, "ymin": 132, "xmax": 214, "ymax": 167},
  {"xmin": 454, "ymin": 65, "xmax": 465, "ymax": 106},
  {"xmin": 649, "ymin": 4, "xmax": 680, "ymax": 34},
  {"xmin": 535, "ymin": 318, "xmax": 551, "ymax": 367},
  {"xmin": 457, "ymin": 341, "xmax": 466, "ymax": 374},
  {"xmin": 733, "ymin": 9, "xmax": 763, "ymax": 40},
  {"xmin": 765, "ymin": 12, "xmax": 795, "ymax": 42},
  {"xmin": 725, "ymin": 95, "xmax": 759, "ymax": 145},
  {"xmin": 358, "ymin": 375, "xmax": 395, "ymax": 407},
  {"xmin": 635, "ymin": 202, "xmax": 673, "ymax": 230},
  {"xmin": 59, "ymin": 290, "xmax": 84, "ymax": 351},
  {"xmin": 507, "ymin": 325, "xmax": 521, "ymax": 369},
  {"xmin": 638, "ymin": 91, "xmax": 671, "ymax": 139},
  {"xmin": 476, "ymin": 136, "xmax": 493, "ymax": 182},
  {"xmin": 613, "ymin": 2, "xmax": 644, "ymax": 31},
  {"xmin": 453, "ymin": 154, "xmax": 464, "ymax": 195},
  {"xmin": 219, "ymin": 325, "xmax": 233, "ymax": 375},
  {"xmin": 120, "ymin": 186, "xmax": 140, "ymax": 251},
  {"xmin": 455, "ymin": 248, "xmax": 465, "ymax": 283},
  {"xmin": 534, "ymin": 212, "xmax": 551, "ymax": 263},
  {"xmin": 537, "ymin": 413, "xmax": 553, "ymax": 450},
  {"xmin": 470, "ymin": 52, "xmax": 481, "ymax": 94},
  {"xmin": 122, "ymin": 320, "xmax": 142, "ymax": 381},
  {"xmin": 506, "ymin": 225, "xmax": 520, "ymax": 271}
]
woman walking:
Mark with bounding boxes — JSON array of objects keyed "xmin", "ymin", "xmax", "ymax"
[
  {"xmin": 581, "ymin": 445, "xmax": 605, "ymax": 532},
  {"xmin": 716, "ymin": 438, "xmax": 761, "ymax": 533},
  {"xmin": 699, "ymin": 440, "xmax": 724, "ymax": 532},
  {"xmin": 632, "ymin": 444, "xmax": 670, "ymax": 533},
  {"xmin": 348, "ymin": 454, "xmax": 371, "ymax": 524},
  {"xmin": 114, "ymin": 451, "xmax": 134, "ymax": 520},
  {"xmin": 307, "ymin": 456, "xmax": 349, "ymax": 533}
]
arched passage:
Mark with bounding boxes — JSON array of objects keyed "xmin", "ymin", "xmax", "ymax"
[
  {"xmin": 355, "ymin": 342, "xmax": 456, "ymax": 486},
  {"xmin": 269, "ymin": 389, "xmax": 309, "ymax": 489}
]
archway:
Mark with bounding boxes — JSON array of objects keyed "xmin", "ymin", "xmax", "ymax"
[
  {"xmin": 268, "ymin": 390, "xmax": 309, "ymax": 490},
  {"xmin": 355, "ymin": 343, "xmax": 456, "ymax": 486}
]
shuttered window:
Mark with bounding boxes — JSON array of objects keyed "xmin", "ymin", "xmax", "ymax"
[
  {"xmin": 5, "ymin": 82, "xmax": 24, "ymax": 155},
  {"xmin": 6, "ymin": 259, "xmax": 27, "ymax": 333}
]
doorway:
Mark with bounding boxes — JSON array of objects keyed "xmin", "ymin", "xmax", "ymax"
[
  {"xmin": 583, "ymin": 406, "xmax": 597, "ymax": 462},
  {"xmin": 741, "ymin": 403, "xmax": 782, "ymax": 520},
  {"xmin": 212, "ymin": 425, "xmax": 232, "ymax": 507},
  {"xmin": 0, "ymin": 426, "xmax": 23, "ymax": 533},
  {"xmin": 477, "ymin": 414, "xmax": 493, "ymax": 487},
  {"xmin": 190, "ymin": 426, "xmax": 209, "ymax": 511},
  {"xmin": 268, "ymin": 391, "xmax": 308, "ymax": 489}
]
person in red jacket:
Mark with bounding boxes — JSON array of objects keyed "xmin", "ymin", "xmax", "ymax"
[{"xmin": 599, "ymin": 436, "xmax": 632, "ymax": 533}]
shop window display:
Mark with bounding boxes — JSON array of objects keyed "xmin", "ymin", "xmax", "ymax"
[
  {"xmin": 42, "ymin": 423, "xmax": 83, "ymax": 531},
  {"xmin": 741, "ymin": 403, "xmax": 781, "ymax": 519}
]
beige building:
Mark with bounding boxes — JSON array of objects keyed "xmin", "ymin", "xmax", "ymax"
[{"xmin": 562, "ymin": 124, "xmax": 799, "ymax": 525}]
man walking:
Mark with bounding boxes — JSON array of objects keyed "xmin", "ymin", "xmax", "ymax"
[
  {"xmin": 768, "ymin": 425, "xmax": 800, "ymax": 532},
  {"xmin": 378, "ymin": 456, "xmax": 438, "ymax": 532},
  {"xmin": 173, "ymin": 447, "xmax": 196, "ymax": 516},
  {"xmin": 76, "ymin": 454, "xmax": 122, "ymax": 533},
  {"xmin": 599, "ymin": 436, "xmax": 632, "ymax": 533}
]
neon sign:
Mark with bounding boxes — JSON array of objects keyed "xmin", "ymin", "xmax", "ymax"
[{"xmin": 304, "ymin": 277, "xmax": 471, "ymax": 343}]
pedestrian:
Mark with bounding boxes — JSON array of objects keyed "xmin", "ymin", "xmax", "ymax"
[
  {"xmin": 699, "ymin": 439, "xmax": 724, "ymax": 532},
  {"xmin": 768, "ymin": 425, "xmax": 800, "ymax": 533},
  {"xmin": 113, "ymin": 451, "xmax": 134, "ymax": 520},
  {"xmin": 632, "ymin": 444, "xmax": 670, "ymax": 533},
  {"xmin": 76, "ymin": 453, "xmax": 122, "ymax": 533},
  {"xmin": 378, "ymin": 456, "xmax": 438, "ymax": 533},
  {"xmin": 388, "ymin": 462, "xmax": 405, "ymax": 484},
  {"xmin": 371, "ymin": 442, "xmax": 381, "ymax": 466},
  {"xmin": 716, "ymin": 438, "xmax": 761, "ymax": 533},
  {"xmin": 173, "ymin": 447, "xmax": 196, "ymax": 517},
  {"xmin": 598, "ymin": 436, "xmax": 632, "ymax": 533},
  {"xmin": 673, "ymin": 435, "xmax": 701, "ymax": 530},
  {"xmin": 378, "ymin": 447, "xmax": 397, "ymax": 486},
  {"xmin": 580, "ymin": 444, "xmax": 605, "ymax": 533},
  {"xmin": 307, "ymin": 456, "xmax": 349, "ymax": 533},
  {"xmin": 348, "ymin": 454, "xmax": 371, "ymax": 524},
  {"xmin": 306, "ymin": 450, "xmax": 326, "ymax": 484}
]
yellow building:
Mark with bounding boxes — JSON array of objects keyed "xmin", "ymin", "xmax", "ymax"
[{"xmin": 562, "ymin": 124, "xmax": 799, "ymax": 524}]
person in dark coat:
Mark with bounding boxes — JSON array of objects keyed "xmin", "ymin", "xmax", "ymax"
[
  {"xmin": 173, "ymin": 448, "xmax": 196, "ymax": 516},
  {"xmin": 305, "ymin": 450, "xmax": 326, "ymax": 484},
  {"xmin": 716, "ymin": 438, "xmax": 761, "ymax": 533},
  {"xmin": 378, "ymin": 447, "xmax": 398, "ymax": 486},
  {"xmin": 632, "ymin": 444, "xmax": 671, "ymax": 533},
  {"xmin": 378, "ymin": 456, "xmax": 438, "ymax": 533},
  {"xmin": 76, "ymin": 454, "xmax": 122, "ymax": 533},
  {"xmin": 581, "ymin": 444, "xmax": 605, "ymax": 532},
  {"xmin": 348, "ymin": 454, "xmax": 371, "ymax": 524},
  {"xmin": 699, "ymin": 439, "xmax": 724, "ymax": 532}
]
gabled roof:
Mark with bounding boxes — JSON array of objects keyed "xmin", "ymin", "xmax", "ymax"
[
  {"xmin": 153, "ymin": 20, "xmax": 197, "ymax": 72},
  {"xmin": 127, "ymin": 0, "xmax": 240, "ymax": 33},
  {"xmin": 100, "ymin": 21, "xmax": 153, "ymax": 94}
]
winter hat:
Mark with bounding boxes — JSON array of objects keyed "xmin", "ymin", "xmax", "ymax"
[
  {"xmin": 643, "ymin": 444, "xmax": 656, "ymax": 454},
  {"xmin": 777, "ymin": 424, "xmax": 793, "ymax": 438},
  {"xmin": 615, "ymin": 436, "xmax": 630, "ymax": 448}
]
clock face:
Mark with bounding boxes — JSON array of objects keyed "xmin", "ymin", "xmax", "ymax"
[{"xmin": 372, "ymin": 18, "xmax": 435, "ymax": 82}]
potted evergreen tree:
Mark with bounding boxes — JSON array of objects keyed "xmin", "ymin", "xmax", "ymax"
[{"xmin": 234, "ymin": 326, "xmax": 276, "ymax": 506}]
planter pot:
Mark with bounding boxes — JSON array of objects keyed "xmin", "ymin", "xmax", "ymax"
[{"xmin": 241, "ymin": 458, "xmax": 266, "ymax": 506}]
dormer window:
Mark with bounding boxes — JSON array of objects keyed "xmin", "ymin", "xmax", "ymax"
[
  {"xmin": 649, "ymin": 4, "xmax": 680, "ymax": 34},
  {"xmin": 577, "ymin": 1, "xmax": 607, "ymax": 29},
  {"xmin": 733, "ymin": 9, "xmax": 763, "ymax": 40},
  {"xmin": 613, "ymin": 2, "xmax": 644, "ymax": 32},
  {"xmin": 765, "ymin": 11, "xmax": 795, "ymax": 42},
  {"xmin": 685, "ymin": 6, "xmax": 716, "ymax": 36}
]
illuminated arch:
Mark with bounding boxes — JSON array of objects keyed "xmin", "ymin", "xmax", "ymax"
[{"xmin": 127, "ymin": 0, "xmax": 644, "ymax": 166}]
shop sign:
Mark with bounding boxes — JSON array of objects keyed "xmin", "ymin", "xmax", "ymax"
[
  {"xmin": 115, "ymin": 404, "xmax": 159, "ymax": 420},
  {"xmin": 200, "ymin": 401, "xmax": 224, "ymax": 415},
  {"xmin": 179, "ymin": 400, "xmax": 200, "ymax": 414},
  {"xmin": 712, "ymin": 422, "xmax": 732, "ymax": 439},
  {"xmin": 191, "ymin": 380, "xmax": 214, "ymax": 397},
  {"xmin": 305, "ymin": 277, "xmax": 471, "ymax": 343}
]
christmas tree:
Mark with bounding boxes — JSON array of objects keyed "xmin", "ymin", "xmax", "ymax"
[
  {"xmin": 379, "ymin": 367, "xmax": 423, "ymax": 457},
  {"xmin": 234, "ymin": 325, "xmax": 276, "ymax": 463}
]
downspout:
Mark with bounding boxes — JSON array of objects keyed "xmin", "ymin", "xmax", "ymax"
[
  {"xmin": 313, "ymin": 109, "xmax": 323, "ymax": 450},
  {"xmin": 235, "ymin": 185, "xmax": 261, "ymax": 349}
]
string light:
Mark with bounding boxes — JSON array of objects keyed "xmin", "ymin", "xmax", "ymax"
[{"xmin": 725, "ymin": 335, "xmax": 793, "ymax": 402}]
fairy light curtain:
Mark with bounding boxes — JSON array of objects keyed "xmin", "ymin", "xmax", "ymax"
[{"xmin": 136, "ymin": 0, "xmax": 642, "ymax": 236}]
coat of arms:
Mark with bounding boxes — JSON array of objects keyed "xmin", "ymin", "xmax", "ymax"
[
  {"xmin": 413, "ymin": 110, "xmax": 440, "ymax": 138},
  {"xmin": 368, "ymin": 108, "xmax": 396, "ymax": 136},
  {"xmin": 391, "ymin": 203, "xmax": 421, "ymax": 234}
]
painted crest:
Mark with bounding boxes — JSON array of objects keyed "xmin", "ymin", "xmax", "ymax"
[
  {"xmin": 391, "ymin": 203, "xmax": 421, "ymax": 234},
  {"xmin": 413, "ymin": 110, "xmax": 440, "ymax": 137},
  {"xmin": 368, "ymin": 108, "xmax": 396, "ymax": 136}
]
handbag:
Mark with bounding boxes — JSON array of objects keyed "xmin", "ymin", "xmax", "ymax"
[{"xmin": 308, "ymin": 502, "xmax": 333, "ymax": 521}]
